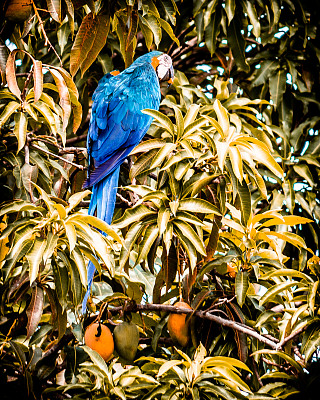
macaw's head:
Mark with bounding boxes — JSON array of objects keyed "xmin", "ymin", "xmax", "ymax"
[
  {"xmin": 151, "ymin": 53, "xmax": 174, "ymax": 86},
  {"xmin": 134, "ymin": 51, "xmax": 174, "ymax": 85}
]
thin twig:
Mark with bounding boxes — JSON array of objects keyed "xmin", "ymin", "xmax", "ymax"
[
  {"xmin": 59, "ymin": 147, "xmax": 87, "ymax": 155},
  {"xmin": 31, "ymin": 0, "xmax": 63, "ymax": 66},
  {"xmin": 65, "ymin": 133, "xmax": 88, "ymax": 145},
  {"xmin": 278, "ymin": 324, "xmax": 308, "ymax": 348},
  {"xmin": 116, "ymin": 192, "xmax": 133, "ymax": 207},
  {"xmin": 30, "ymin": 136, "xmax": 61, "ymax": 149},
  {"xmin": 252, "ymin": 359, "xmax": 263, "ymax": 387},
  {"xmin": 31, "ymin": 143, "xmax": 86, "ymax": 170}
]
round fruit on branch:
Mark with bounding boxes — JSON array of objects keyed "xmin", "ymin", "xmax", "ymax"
[
  {"xmin": 84, "ymin": 322, "xmax": 114, "ymax": 362},
  {"xmin": 113, "ymin": 320, "xmax": 139, "ymax": 363},
  {"xmin": 167, "ymin": 301, "xmax": 192, "ymax": 347}
]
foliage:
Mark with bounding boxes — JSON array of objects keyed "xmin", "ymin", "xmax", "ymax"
[{"xmin": 0, "ymin": 0, "xmax": 320, "ymax": 399}]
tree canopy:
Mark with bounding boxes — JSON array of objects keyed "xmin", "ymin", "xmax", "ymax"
[{"xmin": 0, "ymin": 0, "xmax": 320, "ymax": 399}]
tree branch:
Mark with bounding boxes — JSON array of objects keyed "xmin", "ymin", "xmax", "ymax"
[
  {"xmin": 104, "ymin": 303, "xmax": 280, "ymax": 350},
  {"xmin": 278, "ymin": 324, "xmax": 308, "ymax": 348},
  {"xmin": 31, "ymin": 143, "xmax": 86, "ymax": 170}
]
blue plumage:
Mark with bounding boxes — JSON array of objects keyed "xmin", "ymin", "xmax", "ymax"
[{"xmin": 82, "ymin": 51, "xmax": 173, "ymax": 312}]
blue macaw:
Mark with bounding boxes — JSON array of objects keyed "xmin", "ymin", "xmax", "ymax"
[{"xmin": 82, "ymin": 51, "xmax": 174, "ymax": 311}]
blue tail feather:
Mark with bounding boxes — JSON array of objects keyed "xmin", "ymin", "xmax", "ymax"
[{"xmin": 82, "ymin": 167, "xmax": 120, "ymax": 313}]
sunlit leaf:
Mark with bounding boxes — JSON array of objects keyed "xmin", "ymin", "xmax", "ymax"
[
  {"xmin": 26, "ymin": 237, "xmax": 46, "ymax": 284},
  {"xmin": 46, "ymin": 0, "xmax": 61, "ymax": 23},
  {"xmin": 235, "ymin": 270, "xmax": 249, "ymax": 307},
  {"xmin": 13, "ymin": 112, "xmax": 28, "ymax": 153}
]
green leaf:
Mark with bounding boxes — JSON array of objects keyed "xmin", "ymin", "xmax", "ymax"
[
  {"xmin": 68, "ymin": 256, "xmax": 83, "ymax": 305},
  {"xmin": 238, "ymin": 137, "xmax": 284, "ymax": 178},
  {"xmin": 31, "ymin": 182, "xmax": 55, "ymax": 213},
  {"xmin": 269, "ymin": 69, "xmax": 287, "ymax": 109},
  {"xmin": 64, "ymin": 221, "xmax": 77, "ymax": 252},
  {"xmin": 229, "ymin": 146, "xmax": 243, "ymax": 182},
  {"xmin": 242, "ymin": 1, "xmax": 260, "ymax": 37},
  {"xmin": 10, "ymin": 225, "xmax": 35, "ymax": 259},
  {"xmin": 31, "ymin": 101, "xmax": 58, "ymax": 136},
  {"xmin": 130, "ymin": 149, "xmax": 158, "ymax": 179},
  {"xmin": 49, "ymin": 68, "xmax": 71, "ymax": 133},
  {"xmin": 70, "ymin": 12, "xmax": 97, "ymax": 76},
  {"xmin": 9, "ymin": 341, "xmax": 27, "ymax": 368},
  {"xmin": 182, "ymin": 117, "xmax": 208, "ymax": 138},
  {"xmin": 5, "ymin": 50, "xmax": 22, "ymax": 100},
  {"xmin": 152, "ymin": 315, "xmax": 168, "ymax": 351},
  {"xmin": 252, "ymin": 60, "xmax": 279, "ymax": 87},
  {"xmin": 263, "ymin": 269, "xmax": 314, "ymax": 283},
  {"xmin": 235, "ymin": 270, "xmax": 249, "ymax": 307},
  {"xmin": 141, "ymin": 13, "xmax": 162, "ymax": 46},
  {"xmin": 113, "ymin": 205, "xmax": 156, "ymax": 229},
  {"xmin": 204, "ymin": 6, "xmax": 221, "ymax": 55},
  {"xmin": 178, "ymin": 198, "xmax": 221, "ymax": 215},
  {"xmin": 211, "ymin": 365, "xmax": 251, "ymax": 393},
  {"xmin": 237, "ymin": 179, "xmax": 251, "ymax": 225},
  {"xmin": 82, "ymin": 345, "xmax": 111, "ymax": 377},
  {"xmin": 259, "ymin": 281, "xmax": 305, "ymax": 306},
  {"xmin": 139, "ymin": 17, "xmax": 153, "ymax": 50},
  {"xmin": 252, "ymin": 350, "xmax": 304, "ymax": 374},
  {"xmin": 26, "ymin": 285, "xmax": 44, "ymax": 339},
  {"xmin": 0, "ymin": 101, "xmax": 20, "ymax": 127},
  {"xmin": 26, "ymin": 237, "xmax": 47, "ymax": 284},
  {"xmin": 46, "ymin": 0, "xmax": 61, "ymax": 23},
  {"xmin": 173, "ymin": 106, "xmax": 184, "ymax": 138},
  {"xmin": 293, "ymin": 164, "xmax": 314, "ymax": 188},
  {"xmin": 184, "ymin": 104, "xmax": 200, "ymax": 127},
  {"xmin": 159, "ymin": 17, "xmax": 179, "ymax": 45},
  {"xmin": 142, "ymin": 109, "xmax": 175, "ymax": 135},
  {"xmin": 71, "ymin": 247, "xmax": 87, "ymax": 286},
  {"xmin": 120, "ymin": 222, "xmax": 145, "ymax": 269},
  {"xmin": 81, "ymin": 14, "xmax": 111, "ymax": 76},
  {"xmin": 307, "ymin": 281, "xmax": 319, "ymax": 318},
  {"xmin": 301, "ymin": 327, "xmax": 320, "ymax": 361},
  {"xmin": 157, "ymin": 360, "xmax": 184, "ymax": 377},
  {"xmin": 66, "ymin": 190, "xmax": 91, "ymax": 211},
  {"xmin": 162, "ymin": 241, "xmax": 178, "ymax": 290},
  {"xmin": 33, "ymin": 60, "xmax": 43, "ymax": 102},
  {"xmin": 158, "ymin": 207, "xmax": 171, "ymax": 236},
  {"xmin": 53, "ymin": 257, "xmax": 69, "ymax": 306},
  {"xmin": 150, "ymin": 143, "xmax": 176, "ymax": 169},
  {"xmin": 74, "ymin": 222, "xmax": 114, "ymax": 276},
  {"xmin": 227, "ymin": 15, "xmax": 250, "ymax": 72},
  {"xmin": 131, "ymin": 139, "xmax": 167, "ymax": 155},
  {"xmin": 69, "ymin": 214, "xmax": 122, "ymax": 243},
  {"xmin": 224, "ymin": 0, "xmax": 236, "ymax": 23},
  {"xmin": 174, "ymin": 220, "xmax": 206, "ymax": 256},
  {"xmin": 136, "ymin": 224, "xmax": 159, "ymax": 265},
  {"xmin": 14, "ymin": 112, "xmax": 28, "ymax": 153},
  {"xmin": 261, "ymin": 215, "xmax": 312, "ymax": 228}
]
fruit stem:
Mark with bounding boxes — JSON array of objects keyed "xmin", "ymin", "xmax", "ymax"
[{"xmin": 95, "ymin": 322, "xmax": 102, "ymax": 337}]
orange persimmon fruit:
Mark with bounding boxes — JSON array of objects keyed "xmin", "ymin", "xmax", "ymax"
[
  {"xmin": 167, "ymin": 301, "xmax": 192, "ymax": 347},
  {"xmin": 84, "ymin": 322, "xmax": 114, "ymax": 362}
]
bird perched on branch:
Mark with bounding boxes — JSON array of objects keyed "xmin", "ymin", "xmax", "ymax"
[{"xmin": 82, "ymin": 51, "xmax": 174, "ymax": 311}]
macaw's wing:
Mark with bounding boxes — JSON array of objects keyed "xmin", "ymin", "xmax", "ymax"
[
  {"xmin": 83, "ymin": 146, "xmax": 133, "ymax": 189},
  {"xmin": 84, "ymin": 63, "xmax": 161, "ymax": 188}
]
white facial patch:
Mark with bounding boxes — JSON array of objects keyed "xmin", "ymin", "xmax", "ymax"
[{"xmin": 157, "ymin": 54, "xmax": 173, "ymax": 80}]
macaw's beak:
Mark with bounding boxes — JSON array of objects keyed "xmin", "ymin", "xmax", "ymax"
[{"xmin": 160, "ymin": 65, "xmax": 174, "ymax": 87}]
